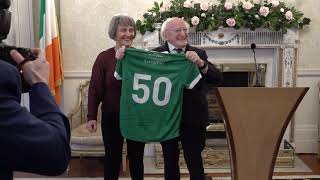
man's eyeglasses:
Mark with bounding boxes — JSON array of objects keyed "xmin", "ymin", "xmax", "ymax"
[{"xmin": 166, "ymin": 28, "xmax": 189, "ymax": 34}]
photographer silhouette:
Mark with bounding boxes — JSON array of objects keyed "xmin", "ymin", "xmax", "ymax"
[{"xmin": 0, "ymin": 0, "xmax": 70, "ymax": 179}]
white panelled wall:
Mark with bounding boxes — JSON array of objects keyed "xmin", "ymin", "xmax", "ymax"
[{"xmin": 295, "ymin": 70, "xmax": 320, "ymax": 153}]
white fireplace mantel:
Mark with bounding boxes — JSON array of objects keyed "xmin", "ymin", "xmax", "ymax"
[{"xmin": 142, "ymin": 28, "xmax": 299, "ymax": 88}]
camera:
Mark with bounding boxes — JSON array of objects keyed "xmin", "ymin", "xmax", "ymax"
[
  {"xmin": 0, "ymin": 44, "xmax": 36, "ymax": 92},
  {"xmin": 1, "ymin": 0, "xmax": 35, "ymax": 92}
]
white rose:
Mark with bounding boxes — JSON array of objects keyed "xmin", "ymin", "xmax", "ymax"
[
  {"xmin": 201, "ymin": 13, "xmax": 206, "ymax": 17},
  {"xmin": 259, "ymin": 6, "xmax": 270, "ymax": 17},
  {"xmin": 254, "ymin": 14, "xmax": 260, "ymax": 19},
  {"xmin": 224, "ymin": 2, "xmax": 233, "ymax": 10},
  {"xmin": 159, "ymin": 7, "xmax": 166, "ymax": 13},
  {"xmin": 226, "ymin": 18, "xmax": 236, "ymax": 27},
  {"xmin": 152, "ymin": 12, "xmax": 156, "ymax": 17},
  {"xmin": 285, "ymin": 10, "xmax": 293, "ymax": 20},
  {"xmin": 271, "ymin": 0, "xmax": 280, "ymax": 8},
  {"xmin": 191, "ymin": 16, "xmax": 200, "ymax": 26},
  {"xmin": 183, "ymin": 0, "xmax": 192, "ymax": 8},
  {"xmin": 200, "ymin": 2, "xmax": 209, "ymax": 11},
  {"xmin": 280, "ymin": 8, "xmax": 284, "ymax": 13},
  {"xmin": 242, "ymin": 2, "xmax": 254, "ymax": 10}
]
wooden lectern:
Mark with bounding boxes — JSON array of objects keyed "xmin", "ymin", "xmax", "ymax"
[{"xmin": 213, "ymin": 87, "xmax": 308, "ymax": 180}]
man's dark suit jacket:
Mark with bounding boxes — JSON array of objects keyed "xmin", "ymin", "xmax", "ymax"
[
  {"xmin": 0, "ymin": 60, "xmax": 71, "ymax": 178},
  {"xmin": 153, "ymin": 43, "xmax": 222, "ymax": 128}
]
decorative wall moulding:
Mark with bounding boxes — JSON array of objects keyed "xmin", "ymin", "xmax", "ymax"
[
  {"xmin": 64, "ymin": 71, "xmax": 91, "ymax": 79},
  {"xmin": 297, "ymin": 69, "xmax": 320, "ymax": 77}
]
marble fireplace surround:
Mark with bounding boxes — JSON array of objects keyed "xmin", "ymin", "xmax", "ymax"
[{"xmin": 142, "ymin": 28, "xmax": 300, "ymax": 147}]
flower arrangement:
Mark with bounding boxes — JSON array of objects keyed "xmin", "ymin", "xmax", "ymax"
[{"xmin": 135, "ymin": 0, "xmax": 311, "ymax": 34}]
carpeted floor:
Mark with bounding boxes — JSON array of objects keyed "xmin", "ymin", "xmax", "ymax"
[
  {"xmin": 143, "ymin": 155, "xmax": 312, "ymax": 174},
  {"xmin": 14, "ymin": 156, "xmax": 315, "ymax": 179}
]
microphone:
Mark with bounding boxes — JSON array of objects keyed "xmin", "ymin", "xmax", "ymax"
[
  {"xmin": 250, "ymin": 43, "xmax": 263, "ymax": 87},
  {"xmin": 250, "ymin": 43, "xmax": 256, "ymax": 50}
]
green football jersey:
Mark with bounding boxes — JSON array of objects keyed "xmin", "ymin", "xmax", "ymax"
[{"xmin": 114, "ymin": 48, "xmax": 201, "ymax": 142}]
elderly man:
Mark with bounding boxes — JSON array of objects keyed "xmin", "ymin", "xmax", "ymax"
[
  {"xmin": 152, "ymin": 17, "xmax": 222, "ymax": 180},
  {"xmin": 115, "ymin": 17, "xmax": 222, "ymax": 180}
]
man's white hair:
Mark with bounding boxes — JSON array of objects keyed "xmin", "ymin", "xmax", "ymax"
[{"xmin": 160, "ymin": 17, "xmax": 190, "ymax": 41}]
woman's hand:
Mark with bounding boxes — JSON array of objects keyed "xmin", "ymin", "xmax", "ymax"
[{"xmin": 115, "ymin": 46, "xmax": 125, "ymax": 60}]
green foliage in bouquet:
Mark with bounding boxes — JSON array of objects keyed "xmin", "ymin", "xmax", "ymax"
[{"xmin": 135, "ymin": 0, "xmax": 311, "ymax": 34}]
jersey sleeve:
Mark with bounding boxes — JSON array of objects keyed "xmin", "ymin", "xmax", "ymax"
[
  {"xmin": 183, "ymin": 63, "xmax": 202, "ymax": 89},
  {"xmin": 114, "ymin": 58, "xmax": 123, "ymax": 80}
]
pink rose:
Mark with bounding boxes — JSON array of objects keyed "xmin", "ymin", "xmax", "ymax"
[
  {"xmin": 271, "ymin": 0, "xmax": 280, "ymax": 8},
  {"xmin": 242, "ymin": 2, "xmax": 254, "ymax": 10},
  {"xmin": 200, "ymin": 2, "xmax": 209, "ymax": 11},
  {"xmin": 285, "ymin": 11, "xmax": 293, "ymax": 20},
  {"xmin": 191, "ymin": 16, "xmax": 200, "ymax": 26},
  {"xmin": 259, "ymin": 6, "xmax": 270, "ymax": 17},
  {"xmin": 224, "ymin": 2, "xmax": 233, "ymax": 10},
  {"xmin": 226, "ymin": 18, "xmax": 236, "ymax": 27},
  {"xmin": 183, "ymin": 0, "xmax": 192, "ymax": 8}
]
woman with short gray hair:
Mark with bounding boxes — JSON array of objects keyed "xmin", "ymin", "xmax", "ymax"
[
  {"xmin": 108, "ymin": 14, "xmax": 136, "ymax": 41},
  {"xmin": 86, "ymin": 14, "xmax": 136, "ymax": 180}
]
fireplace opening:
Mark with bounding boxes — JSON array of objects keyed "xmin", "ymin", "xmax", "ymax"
[
  {"xmin": 219, "ymin": 72, "xmax": 251, "ymax": 87},
  {"xmin": 206, "ymin": 63, "xmax": 266, "ymax": 138}
]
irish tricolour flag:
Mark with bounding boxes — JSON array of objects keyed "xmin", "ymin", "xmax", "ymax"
[{"xmin": 39, "ymin": 0, "xmax": 63, "ymax": 105}]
